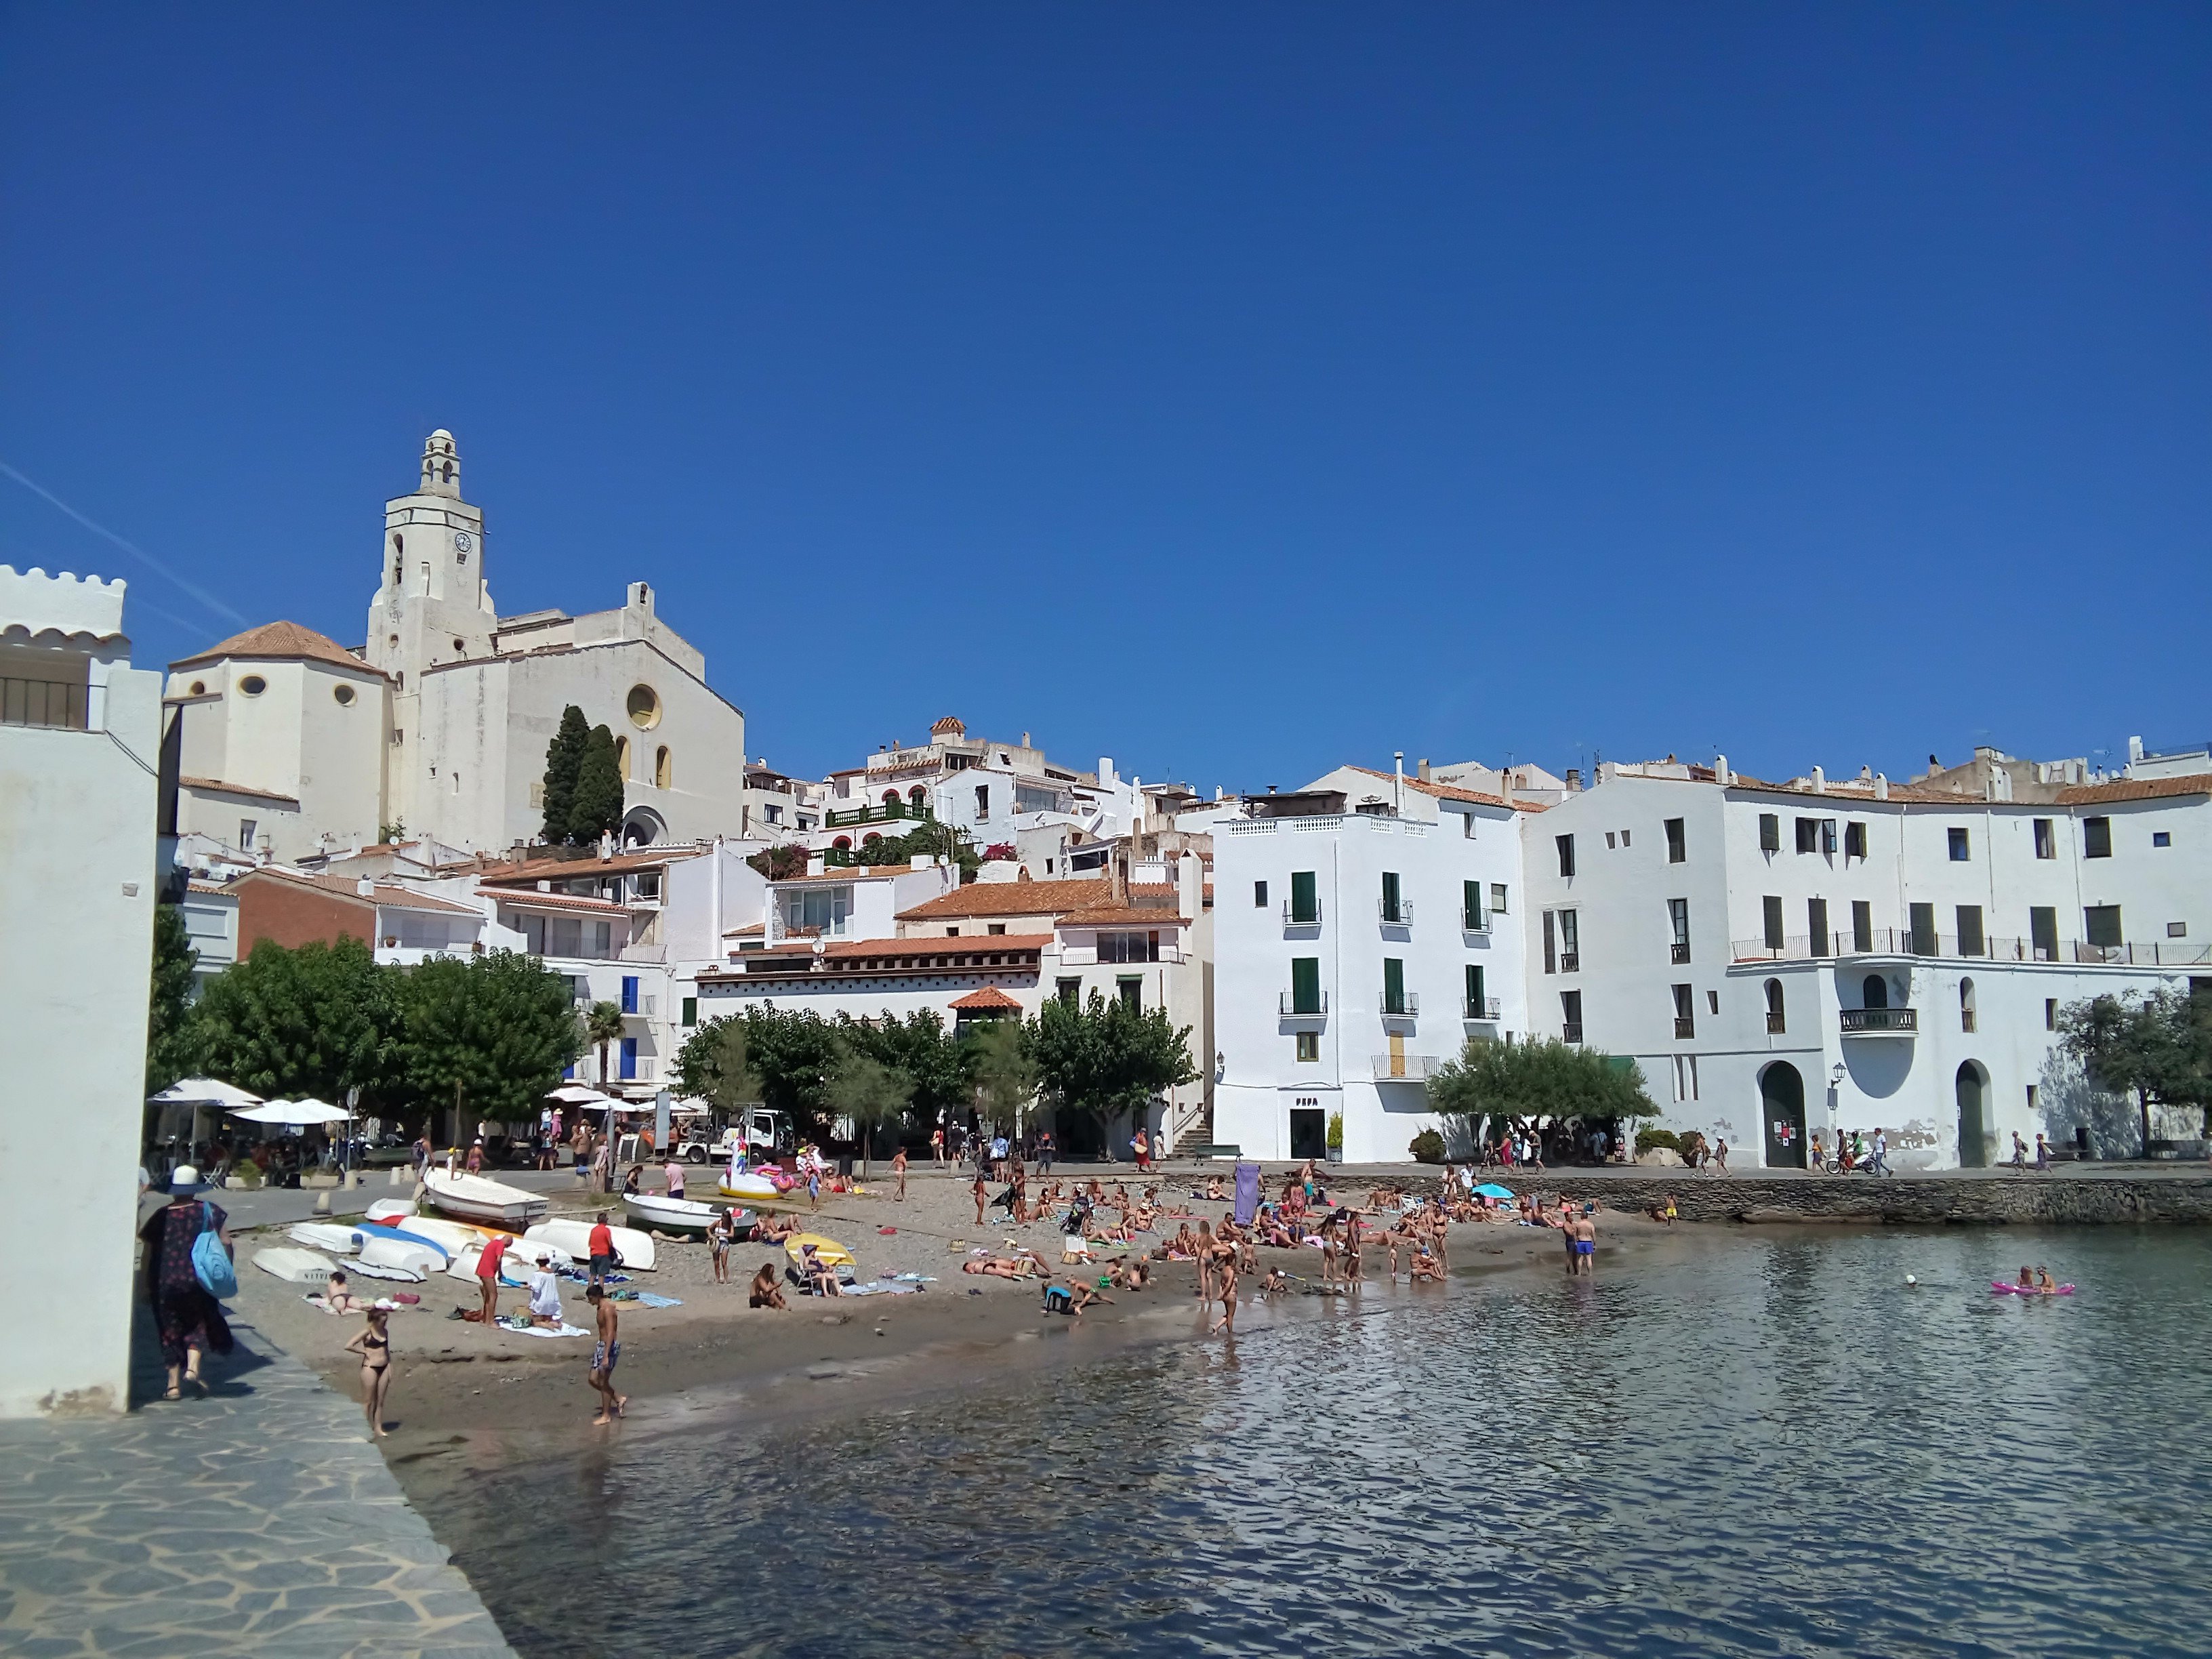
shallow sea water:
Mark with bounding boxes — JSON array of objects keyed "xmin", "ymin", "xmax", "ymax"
[{"xmin": 411, "ymin": 1228, "xmax": 2212, "ymax": 1658}]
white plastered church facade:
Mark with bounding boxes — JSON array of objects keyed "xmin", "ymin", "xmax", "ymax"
[{"xmin": 165, "ymin": 431, "xmax": 746, "ymax": 861}]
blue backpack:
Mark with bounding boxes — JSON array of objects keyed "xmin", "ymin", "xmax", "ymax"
[{"xmin": 191, "ymin": 1202, "xmax": 238, "ymax": 1298}]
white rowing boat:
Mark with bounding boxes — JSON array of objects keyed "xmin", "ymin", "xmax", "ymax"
[
  {"xmin": 623, "ymin": 1192, "xmax": 722, "ymax": 1235},
  {"xmin": 525, "ymin": 1217, "xmax": 655, "ymax": 1272},
  {"xmin": 422, "ymin": 1170, "xmax": 548, "ymax": 1228}
]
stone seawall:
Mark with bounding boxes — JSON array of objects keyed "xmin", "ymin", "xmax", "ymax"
[{"xmin": 1428, "ymin": 1173, "xmax": 2212, "ymax": 1225}]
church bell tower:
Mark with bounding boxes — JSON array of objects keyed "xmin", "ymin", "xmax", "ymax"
[{"xmin": 364, "ymin": 430, "xmax": 497, "ymax": 682}]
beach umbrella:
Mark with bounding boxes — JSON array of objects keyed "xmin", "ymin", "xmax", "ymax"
[
  {"xmin": 148, "ymin": 1077, "xmax": 266, "ymax": 1158},
  {"xmin": 232, "ymin": 1099, "xmax": 354, "ymax": 1126},
  {"xmin": 1473, "ymin": 1182, "xmax": 1516, "ymax": 1201},
  {"xmin": 547, "ymin": 1083, "xmax": 612, "ymax": 1105}
]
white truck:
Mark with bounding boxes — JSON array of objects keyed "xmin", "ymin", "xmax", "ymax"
[{"xmin": 697, "ymin": 1107, "xmax": 794, "ymax": 1165}]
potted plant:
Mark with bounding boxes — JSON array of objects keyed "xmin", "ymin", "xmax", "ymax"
[{"xmin": 1326, "ymin": 1111, "xmax": 1343, "ymax": 1162}]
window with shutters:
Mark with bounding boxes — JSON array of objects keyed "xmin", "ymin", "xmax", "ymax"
[
  {"xmin": 2030, "ymin": 906, "xmax": 2058, "ymax": 961},
  {"xmin": 1664, "ymin": 817, "xmax": 1686, "ymax": 863},
  {"xmin": 1956, "ymin": 905, "xmax": 1985, "ymax": 957},
  {"xmin": 1464, "ymin": 963, "xmax": 1488, "ymax": 1019},
  {"xmin": 1763, "ymin": 895, "xmax": 1784, "ymax": 950},
  {"xmin": 1807, "ymin": 897, "xmax": 1829, "ymax": 957},
  {"xmin": 1852, "ymin": 900, "xmax": 1872, "ymax": 953},
  {"xmin": 1382, "ymin": 958, "xmax": 1408, "ymax": 1015},
  {"xmin": 1542, "ymin": 911, "xmax": 1557, "ymax": 975},
  {"xmin": 680, "ymin": 996, "xmax": 697, "ymax": 1027},
  {"xmin": 1462, "ymin": 880, "xmax": 1485, "ymax": 930},
  {"xmin": 1289, "ymin": 870, "xmax": 1319, "ymax": 924},
  {"xmin": 1254, "ymin": 880, "xmax": 1268, "ymax": 909},
  {"xmin": 1290, "ymin": 958, "xmax": 1322, "ymax": 1015},
  {"xmin": 1557, "ymin": 909, "xmax": 1579, "ymax": 970},
  {"xmin": 2084, "ymin": 905, "xmax": 2123, "ymax": 949},
  {"xmin": 1381, "ymin": 871, "xmax": 1405, "ymax": 924},
  {"xmin": 1845, "ymin": 821, "xmax": 1867, "ymax": 860},
  {"xmin": 2033, "ymin": 819, "xmax": 2055, "ymax": 859},
  {"xmin": 1759, "ymin": 814, "xmax": 1780, "ymax": 852},
  {"xmin": 2084, "ymin": 817, "xmax": 2112, "ymax": 858},
  {"xmin": 1556, "ymin": 834, "xmax": 1576, "ymax": 878},
  {"xmin": 1909, "ymin": 903, "xmax": 1938, "ymax": 956},
  {"xmin": 1795, "ymin": 817, "xmax": 1819, "ymax": 854},
  {"xmin": 1490, "ymin": 882, "xmax": 1509, "ymax": 914}
]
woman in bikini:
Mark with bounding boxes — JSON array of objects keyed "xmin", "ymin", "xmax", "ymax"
[
  {"xmin": 747, "ymin": 1262, "xmax": 786, "ymax": 1309},
  {"xmin": 342, "ymin": 1308, "xmax": 394, "ymax": 1440}
]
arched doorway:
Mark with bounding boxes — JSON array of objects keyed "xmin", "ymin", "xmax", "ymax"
[
  {"xmin": 1956, "ymin": 1062, "xmax": 1988, "ymax": 1168},
  {"xmin": 1862, "ymin": 974, "xmax": 1888, "ymax": 1009},
  {"xmin": 1761, "ymin": 1061, "xmax": 1807, "ymax": 1168}
]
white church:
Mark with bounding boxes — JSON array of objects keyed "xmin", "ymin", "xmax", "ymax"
[{"xmin": 164, "ymin": 430, "xmax": 747, "ymax": 861}]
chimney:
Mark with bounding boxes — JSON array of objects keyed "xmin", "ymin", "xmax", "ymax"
[
  {"xmin": 598, "ymin": 832, "xmax": 615, "ymax": 861},
  {"xmin": 1874, "ymin": 773, "xmax": 1889, "ymax": 800},
  {"xmin": 357, "ymin": 878, "xmax": 375, "ymax": 897},
  {"xmin": 1393, "ymin": 752, "xmax": 1404, "ymax": 815},
  {"xmin": 1417, "ymin": 758, "xmax": 1432, "ymax": 783},
  {"xmin": 1176, "ymin": 850, "xmax": 1203, "ymax": 922},
  {"xmin": 1716, "ymin": 754, "xmax": 1732, "ymax": 787},
  {"xmin": 1021, "ymin": 731, "xmax": 1031, "ymax": 748},
  {"xmin": 1565, "ymin": 769, "xmax": 1582, "ymax": 792},
  {"xmin": 1811, "ymin": 765, "xmax": 1825, "ymax": 793},
  {"xmin": 1112, "ymin": 848, "xmax": 1128, "ymax": 905},
  {"xmin": 806, "ymin": 852, "xmax": 826, "ymax": 877}
]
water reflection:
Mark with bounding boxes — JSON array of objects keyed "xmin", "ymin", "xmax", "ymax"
[{"xmin": 414, "ymin": 1229, "xmax": 2212, "ymax": 1658}]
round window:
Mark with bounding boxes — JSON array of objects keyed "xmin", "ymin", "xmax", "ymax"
[
  {"xmin": 627, "ymin": 684, "xmax": 661, "ymax": 729},
  {"xmin": 188, "ymin": 680, "xmax": 206, "ymax": 696},
  {"xmin": 452, "ymin": 638, "xmax": 465, "ymax": 652},
  {"xmin": 239, "ymin": 675, "xmax": 266, "ymax": 697},
  {"xmin": 333, "ymin": 684, "xmax": 356, "ymax": 707}
]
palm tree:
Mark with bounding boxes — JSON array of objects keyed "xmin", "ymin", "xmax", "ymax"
[{"xmin": 584, "ymin": 1001, "xmax": 626, "ymax": 1086}]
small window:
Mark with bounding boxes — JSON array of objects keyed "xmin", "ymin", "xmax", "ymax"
[
  {"xmin": 333, "ymin": 683, "xmax": 356, "ymax": 706},
  {"xmin": 451, "ymin": 638, "xmax": 465, "ymax": 653},
  {"xmin": 1057, "ymin": 977, "xmax": 1082, "ymax": 1007},
  {"xmin": 681, "ymin": 996, "xmax": 697, "ymax": 1027},
  {"xmin": 1556, "ymin": 834, "xmax": 1576, "ymax": 878},
  {"xmin": 2168, "ymin": 921, "xmax": 2187, "ymax": 938},
  {"xmin": 1461, "ymin": 813, "xmax": 1477, "ymax": 840},
  {"xmin": 975, "ymin": 784, "xmax": 989, "ymax": 820},
  {"xmin": 1948, "ymin": 827, "xmax": 1970, "ymax": 861},
  {"xmin": 627, "ymin": 684, "xmax": 662, "ymax": 729},
  {"xmin": 188, "ymin": 680, "xmax": 206, "ymax": 695},
  {"xmin": 1759, "ymin": 813, "xmax": 1780, "ymax": 853},
  {"xmin": 1490, "ymin": 883, "xmax": 1509, "ymax": 915},
  {"xmin": 655, "ymin": 745, "xmax": 672, "ymax": 789},
  {"xmin": 1605, "ymin": 832, "xmax": 1617, "ymax": 850},
  {"xmin": 238, "ymin": 674, "xmax": 266, "ymax": 697},
  {"xmin": 1795, "ymin": 817, "xmax": 1819, "ymax": 854},
  {"xmin": 1764, "ymin": 978, "xmax": 1784, "ymax": 1033},
  {"xmin": 1254, "ymin": 880, "xmax": 1269, "ymax": 909},
  {"xmin": 945, "ymin": 927, "xmax": 960, "ymax": 937},
  {"xmin": 239, "ymin": 819, "xmax": 257, "ymax": 849},
  {"xmin": 2153, "ymin": 831, "xmax": 2172, "ymax": 848},
  {"xmin": 1706, "ymin": 987, "xmax": 1719, "ymax": 1016},
  {"xmin": 1295, "ymin": 1031, "xmax": 1319, "ymax": 1063},
  {"xmin": 1620, "ymin": 830, "xmax": 1631, "ymax": 848},
  {"xmin": 1959, "ymin": 977, "xmax": 1977, "ymax": 1033},
  {"xmin": 2084, "ymin": 817, "xmax": 2112, "ymax": 858},
  {"xmin": 2044, "ymin": 998, "xmax": 2057, "ymax": 1030},
  {"xmin": 1763, "ymin": 895, "xmax": 1784, "ymax": 950},
  {"xmin": 2033, "ymin": 819, "xmax": 2055, "ymax": 859},
  {"xmin": 1844, "ymin": 821, "xmax": 1867, "ymax": 859},
  {"xmin": 1664, "ymin": 818, "xmax": 1685, "ymax": 863},
  {"xmin": 2084, "ymin": 905, "xmax": 2123, "ymax": 948},
  {"xmin": 987, "ymin": 923, "xmax": 1007, "ymax": 936}
]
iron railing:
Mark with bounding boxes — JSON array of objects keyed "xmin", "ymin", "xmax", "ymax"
[
  {"xmin": 1380, "ymin": 991, "xmax": 1420, "ymax": 1018},
  {"xmin": 1561, "ymin": 1021, "xmax": 1584, "ymax": 1044},
  {"xmin": 1462, "ymin": 996, "xmax": 1503, "ymax": 1021},
  {"xmin": 1671, "ymin": 941, "xmax": 1692, "ymax": 964},
  {"xmin": 1279, "ymin": 990, "xmax": 1328, "ymax": 1017},
  {"xmin": 1379, "ymin": 897, "xmax": 1414, "ymax": 926},
  {"xmin": 1371, "ymin": 1052, "xmax": 1439, "ymax": 1081},
  {"xmin": 1733, "ymin": 930, "xmax": 2212, "ymax": 968},
  {"xmin": 1461, "ymin": 906, "xmax": 1491, "ymax": 933},
  {"xmin": 1282, "ymin": 899, "xmax": 1323, "ymax": 927},
  {"xmin": 1674, "ymin": 1017, "xmax": 1696, "ymax": 1039},
  {"xmin": 1, "ymin": 676, "xmax": 89, "ymax": 731},
  {"xmin": 1840, "ymin": 1007, "xmax": 1918, "ymax": 1034}
]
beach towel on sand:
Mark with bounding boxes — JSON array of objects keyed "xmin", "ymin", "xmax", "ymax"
[{"xmin": 1234, "ymin": 1162, "xmax": 1261, "ymax": 1227}]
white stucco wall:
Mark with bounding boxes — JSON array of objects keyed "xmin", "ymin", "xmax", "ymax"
[{"xmin": 0, "ymin": 578, "xmax": 159, "ymax": 1416}]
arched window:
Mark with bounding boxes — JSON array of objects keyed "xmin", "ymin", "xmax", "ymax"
[
  {"xmin": 862, "ymin": 832, "xmax": 882, "ymax": 847},
  {"xmin": 882, "ymin": 789, "xmax": 901, "ymax": 806},
  {"xmin": 832, "ymin": 836, "xmax": 852, "ymax": 851},
  {"xmin": 1862, "ymin": 974, "xmax": 1888, "ymax": 1009},
  {"xmin": 615, "ymin": 736, "xmax": 630, "ymax": 778},
  {"xmin": 909, "ymin": 785, "xmax": 926, "ymax": 806},
  {"xmin": 442, "ymin": 461, "xmax": 454, "ymax": 483},
  {"xmin": 1959, "ymin": 977, "xmax": 1977, "ymax": 1033},
  {"xmin": 1764, "ymin": 979, "xmax": 1785, "ymax": 1034},
  {"xmin": 655, "ymin": 745, "xmax": 671, "ymax": 789},
  {"xmin": 392, "ymin": 533, "xmax": 403, "ymax": 555}
]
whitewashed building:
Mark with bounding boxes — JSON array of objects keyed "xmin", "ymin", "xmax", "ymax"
[
  {"xmin": 1212, "ymin": 766, "xmax": 1532, "ymax": 1164},
  {"xmin": 1, "ymin": 565, "xmax": 163, "ymax": 1417},
  {"xmin": 1519, "ymin": 756, "xmax": 2211, "ymax": 1170},
  {"xmin": 163, "ymin": 430, "xmax": 749, "ymax": 863}
]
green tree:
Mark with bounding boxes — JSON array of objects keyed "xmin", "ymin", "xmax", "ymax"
[
  {"xmin": 403, "ymin": 951, "xmax": 583, "ymax": 1126},
  {"xmin": 190, "ymin": 937, "xmax": 406, "ymax": 1107},
  {"xmin": 737, "ymin": 1006, "xmax": 846, "ymax": 1137},
  {"xmin": 844, "ymin": 1008, "xmax": 974, "ymax": 1126},
  {"xmin": 1427, "ymin": 1036, "xmax": 1654, "ymax": 1151},
  {"xmin": 568, "ymin": 722, "xmax": 626, "ymax": 845},
  {"xmin": 2057, "ymin": 989, "xmax": 2212, "ymax": 1153},
  {"xmin": 674, "ymin": 1016, "xmax": 764, "ymax": 1115},
  {"xmin": 825, "ymin": 1042, "xmax": 914, "ymax": 1174},
  {"xmin": 146, "ymin": 901, "xmax": 200, "ymax": 1094},
  {"xmin": 583, "ymin": 1000, "xmax": 626, "ymax": 1087},
  {"xmin": 540, "ymin": 705, "xmax": 592, "ymax": 844},
  {"xmin": 966, "ymin": 1016, "xmax": 1036, "ymax": 1134},
  {"xmin": 1027, "ymin": 991, "xmax": 1197, "ymax": 1158}
]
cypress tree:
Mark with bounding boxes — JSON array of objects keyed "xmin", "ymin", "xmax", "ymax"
[
  {"xmin": 569, "ymin": 722, "xmax": 626, "ymax": 845},
  {"xmin": 541, "ymin": 705, "xmax": 591, "ymax": 844}
]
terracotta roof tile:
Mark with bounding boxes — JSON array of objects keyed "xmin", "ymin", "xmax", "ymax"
[
  {"xmin": 1058, "ymin": 906, "xmax": 1189, "ymax": 927},
  {"xmin": 2055, "ymin": 773, "xmax": 2212, "ymax": 805},
  {"xmin": 241, "ymin": 867, "xmax": 483, "ymax": 915},
  {"xmin": 480, "ymin": 887, "xmax": 629, "ymax": 914},
  {"xmin": 178, "ymin": 776, "xmax": 300, "ymax": 807},
  {"xmin": 479, "ymin": 846, "xmax": 699, "ymax": 885},
  {"xmin": 171, "ymin": 621, "xmax": 388, "ymax": 678},
  {"xmin": 948, "ymin": 987, "xmax": 1024, "ymax": 1011},
  {"xmin": 1341, "ymin": 764, "xmax": 1532, "ymax": 810},
  {"xmin": 897, "ymin": 878, "xmax": 1111, "ymax": 920}
]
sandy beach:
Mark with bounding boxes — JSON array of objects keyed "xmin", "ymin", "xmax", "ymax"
[{"xmin": 227, "ymin": 1166, "xmax": 1700, "ymax": 1447}]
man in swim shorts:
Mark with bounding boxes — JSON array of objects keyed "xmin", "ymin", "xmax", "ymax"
[
  {"xmin": 1572, "ymin": 1210, "xmax": 1596, "ymax": 1276},
  {"xmin": 586, "ymin": 1284, "xmax": 626, "ymax": 1424}
]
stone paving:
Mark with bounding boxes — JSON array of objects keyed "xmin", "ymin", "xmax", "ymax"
[{"xmin": 0, "ymin": 1313, "xmax": 514, "ymax": 1659}]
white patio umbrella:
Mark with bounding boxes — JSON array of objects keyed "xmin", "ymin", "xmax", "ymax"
[
  {"xmin": 148, "ymin": 1078, "xmax": 265, "ymax": 1160},
  {"xmin": 232, "ymin": 1099, "xmax": 353, "ymax": 1126},
  {"xmin": 547, "ymin": 1083, "xmax": 613, "ymax": 1105}
]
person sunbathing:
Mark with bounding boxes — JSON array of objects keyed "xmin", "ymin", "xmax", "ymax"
[
  {"xmin": 797, "ymin": 1245, "xmax": 842, "ymax": 1297},
  {"xmin": 747, "ymin": 1263, "xmax": 786, "ymax": 1309},
  {"xmin": 1202, "ymin": 1176, "xmax": 1227, "ymax": 1202},
  {"xmin": 962, "ymin": 1256, "xmax": 1035, "ymax": 1279}
]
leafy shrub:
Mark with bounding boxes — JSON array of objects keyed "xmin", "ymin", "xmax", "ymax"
[
  {"xmin": 1409, "ymin": 1128, "xmax": 1446, "ymax": 1164},
  {"xmin": 1326, "ymin": 1111, "xmax": 1343, "ymax": 1149},
  {"xmin": 1635, "ymin": 1128, "xmax": 1681, "ymax": 1156}
]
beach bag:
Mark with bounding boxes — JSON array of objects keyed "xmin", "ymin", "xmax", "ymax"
[{"xmin": 190, "ymin": 1203, "xmax": 237, "ymax": 1298}]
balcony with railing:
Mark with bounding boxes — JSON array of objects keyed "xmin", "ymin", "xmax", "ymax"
[
  {"xmin": 824, "ymin": 800, "xmax": 935, "ymax": 829},
  {"xmin": 1561, "ymin": 1021, "xmax": 1584, "ymax": 1044},
  {"xmin": 622, "ymin": 995, "xmax": 659, "ymax": 1019},
  {"xmin": 1371, "ymin": 1052, "xmax": 1439, "ymax": 1082},
  {"xmin": 1379, "ymin": 991, "xmax": 1420, "ymax": 1019},
  {"xmin": 1840, "ymin": 1007, "xmax": 1917, "ymax": 1035},
  {"xmin": 2, "ymin": 676, "xmax": 91, "ymax": 731},
  {"xmin": 1734, "ymin": 929, "xmax": 2212, "ymax": 968},
  {"xmin": 1673, "ymin": 1017, "xmax": 1696, "ymax": 1039},
  {"xmin": 1765, "ymin": 1011, "xmax": 1786, "ymax": 1035},
  {"xmin": 1461, "ymin": 905, "xmax": 1490, "ymax": 934},
  {"xmin": 1671, "ymin": 941, "xmax": 1691, "ymax": 965},
  {"xmin": 1279, "ymin": 989, "xmax": 1328, "ymax": 1019},
  {"xmin": 1379, "ymin": 897, "xmax": 1414, "ymax": 927},
  {"xmin": 1558, "ymin": 951, "xmax": 1579, "ymax": 972},
  {"xmin": 1282, "ymin": 899, "xmax": 1323, "ymax": 928},
  {"xmin": 1462, "ymin": 995, "xmax": 1503, "ymax": 1021}
]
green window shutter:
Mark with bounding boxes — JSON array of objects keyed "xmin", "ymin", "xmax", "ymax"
[
  {"xmin": 680, "ymin": 996, "xmax": 697, "ymax": 1027},
  {"xmin": 1382, "ymin": 871, "xmax": 1401, "ymax": 921},
  {"xmin": 1290, "ymin": 870, "xmax": 1317, "ymax": 924},
  {"xmin": 1463, "ymin": 880, "xmax": 1481, "ymax": 928},
  {"xmin": 1465, "ymin": 962, "xmax": 1484, "ymax": 1015},
  {"xmin": 1763, "ymin": 895, "xmax": 1784, "ymax": 949},
  {"xmin": 1290, "ymin": 956, "xmax": 1321, "ymax": 1014},
  {"xmin": 1382, "ymin": 957, "xmax": 1404, "ymax": 1012}
]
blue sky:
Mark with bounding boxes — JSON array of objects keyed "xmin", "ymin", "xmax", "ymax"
[{"xmin": 3, "ymin": 5, "xmax": 2205, "ymax": 792}]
